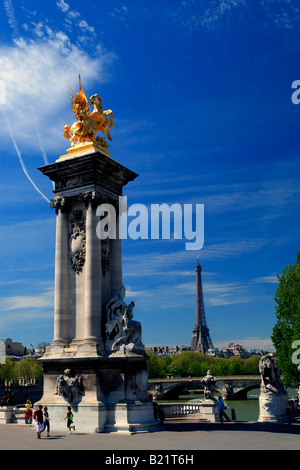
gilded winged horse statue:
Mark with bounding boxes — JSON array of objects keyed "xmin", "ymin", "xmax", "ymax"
[{"xmin": 64, "ymin": 75, "xmax": 114, "ymax": 149}]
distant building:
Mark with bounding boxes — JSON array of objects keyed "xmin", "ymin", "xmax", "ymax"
[
  {"xmin": 146, "ymin": 345, "xmax": 193, "ymax": 356},
  {"xmin": 146, "ymin": 343, "xmax": 267, "ymax": 358},
  {"xmin": 207, "ymin": 348, "xmax": 224, "ymax": 357},
  {"xmin": 226, "ymin": 342, "xmax": 249, "ymax": 358},
  {"xmin": 2, "ymin": 338, "xmax": 26, "ymax": 357}
]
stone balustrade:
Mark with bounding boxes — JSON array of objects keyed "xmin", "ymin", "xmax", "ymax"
[{"xmin": 158, "ymin": 402, "xmax": 203, "ymax": 418}]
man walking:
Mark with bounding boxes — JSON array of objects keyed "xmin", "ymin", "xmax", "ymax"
[
  {"xmin": 34, "ymin": 405, "xmax": 44, "ymax": 439},
  {"xmin": 218, "ymin": 396, "xmax": 225, "ymax": 424}
]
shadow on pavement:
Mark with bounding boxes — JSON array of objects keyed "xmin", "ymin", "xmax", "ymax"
[{"xmin": 163, "ymin": 419, "xmax": 300, "ymax": 435}]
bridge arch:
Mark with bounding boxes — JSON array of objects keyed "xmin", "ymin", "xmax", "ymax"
[{"xmin": 148, "ymin": 377, "xmax": 261, "ymax": 401}]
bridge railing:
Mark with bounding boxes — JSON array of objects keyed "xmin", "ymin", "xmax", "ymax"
[{"xmin": 159, "ymin": 403, "xmax": 203, "ymax": 418}]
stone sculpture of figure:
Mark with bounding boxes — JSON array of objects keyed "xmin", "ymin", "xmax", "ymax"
[
  {"xmin": 0, "ymin": 388, "xmax": 15, "ymax": 406},
  {"xmin": 222, "ymin": 382, "xmax": 234, "ymax": 400},
  {"xmin": 112, "ymin": 301, "xmax": 144, "ymax": 351},
  {"xmin": 64, "ymin": 75, "xmax": 114, "ymax": 149},
  {"xmin": 56, "ymin": 369, "xmax": 84, "ymax": 404},
  {"xmin": 106, "ymin": 285, "xmax": 127, "ymax": 348},
  {"xmin": 258, "ymin": 354, "xmax": 288, "ymax": 423},
  {"xmin": 259, "ymin": 355, "xmax": 285, "ymax": 394},
  {"xmin": 106, "ymin": 286, "xmax": 144, "ymax": 352},
  {"xmin": 202, "ymin": 370, "xmax": 217, "ymax": 400}
]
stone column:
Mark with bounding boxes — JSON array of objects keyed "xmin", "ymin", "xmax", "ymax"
[
  {"xmin": 110, "ymin": 205, "xmax": 122, "ymax": 297},
  {"xmin": 51, "ymin": 199, "xmax": 69, "ymax": 346},
  {"xmin": 84, "ymin": 195, "xmax": 102, "ymax": 347},
  {"xmin": 39, "ymin": 152, "xmax": 138, "ymax": 358}
]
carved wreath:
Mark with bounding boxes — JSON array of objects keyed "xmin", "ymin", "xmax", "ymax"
[{"xmin": 70, "ymin": 209, "xmax": 86, "ymax": 274}]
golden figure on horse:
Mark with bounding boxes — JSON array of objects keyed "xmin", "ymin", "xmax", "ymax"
[{"xmin": 64, "ymin": 75, "xmax": 114, "ymax": 149}]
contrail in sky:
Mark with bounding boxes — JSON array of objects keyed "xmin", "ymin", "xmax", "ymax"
[
  {"xmin": 3, "ymin": 0, "xmax": 54, "ymax": 189},
  {"xmin": 1, "ymin": 107, "xmax": 50, "ymax": 203},
  {"xmin": 30, "ymin": 105, "xmax": 50, "ymax": 166}
]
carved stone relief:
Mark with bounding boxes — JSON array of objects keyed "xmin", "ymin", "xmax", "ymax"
[
  {"xmin": 55, "ymin": 369, "xmax": 84, "ymax": 403},
  {"xmin": 70, "ymin": 209, "xmax": 86, "ymax": 274},
  {"xmin": 101, "ymin": 238, "xmax": 110, "ymax": 275}
]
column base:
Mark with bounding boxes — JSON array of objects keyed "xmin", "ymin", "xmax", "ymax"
[{"xmin": 200, "ymin": 399, "xmax": 219, "ymax": 422}]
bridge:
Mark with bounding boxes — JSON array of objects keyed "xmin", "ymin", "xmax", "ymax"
[{"xmin": 148, "ymin": 376, "xmax": 261, "ymax": 400}]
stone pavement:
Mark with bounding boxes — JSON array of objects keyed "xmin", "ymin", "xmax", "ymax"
[{"xmin": 1, "ymin": 418, "xmax": 300, "ymax": 451}]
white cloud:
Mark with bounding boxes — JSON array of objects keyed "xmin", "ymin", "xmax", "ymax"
[
  {"xmin": 67, "ymin": 10, "xmax": 81, "ymax": 20},
  {"xmin": 3, "ymin": 0, "xmax": 20, "ymax": 38},
  {"xmin": 172, "ymin": 279, "xmax": 252, "ymax": 307},
  {"xmin": 1, "ymin": 2, "xmax": 117, "ymax": 161},
  {"xmin": 78, "ymin": 20, "xmax": 95, "ymax": 34},
  {"xmin": 56, "ymin": 0, "xmax": 70, "ymax": 13},
  {"xmin": 170, "ymin": 0, "xmax": 300, "ymax": 33},
  {"xmin": 110, "ymin": 6, "xmax": 129, "ymax": 24},
  {"xmin": 251, "ymin": 275, "xmax": 278, "ymax": 284},
  {"xmin": 201, "ymin": 0, "xmax": 246, "ymax": 28},
  {"xmin": 0, "ymin": 28, "xmax": 116, "ymax": 154},
  {"xmin": 56, "ymin": 0, "xmax": 95, "ymax": 35},
  {"xmin": 1, "ymin": 289, "xmax": 54, "ymax": 311}
]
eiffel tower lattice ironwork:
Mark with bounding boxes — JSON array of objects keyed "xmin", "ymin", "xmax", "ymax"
[{"xmin": 190, "ymin": 258, "xmax": 214, "ymax": 353}]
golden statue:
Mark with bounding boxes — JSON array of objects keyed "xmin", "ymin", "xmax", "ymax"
[{"xmin": 64, "ymin": 75, "xmax": 114, "ymax": 150}]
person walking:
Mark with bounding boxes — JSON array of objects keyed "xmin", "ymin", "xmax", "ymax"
[
  {"xmin": 43, "ymin": 406, "xmax": 50, "ymax": 436},
  {"xmin": 65, "ymin": 406, "xmax": 75, "ymax": 434},
  {"xmin": 218, "ymin": 396, "xmax": 225, "ymax": 424},
  {"xmin": 35, "ymin": 405, "xmax": 44, "ymax": 439},
  {"xmin": 24, "ymin": 400, "xmax": 32, "ymax": 425},
  {"xmin": 286, "ymin": 401, "xmax": 292, "ymax": 425}
]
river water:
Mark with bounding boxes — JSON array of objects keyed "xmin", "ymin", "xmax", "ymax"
[{"xmin": 159, "ymin": 387, "xmax": 299, "ymax": 422}]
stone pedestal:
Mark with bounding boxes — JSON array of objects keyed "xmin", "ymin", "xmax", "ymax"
[
  {"xmin": 37, "ymin": 148, "xmax": 160, "ymax": 433},
  {"xmin": 200, "ymin": 399, "xmax": 219, "ymax": 422},
  {"xmin": 258, "ymin": 391, "xmax": 288, "ymax": 423},
  {"xmin": 39, "ymin": 354, "xmax": 158, "ymax": 433},
  {"xmin": 0, "ymin": 407, "xmax": 17, "ymax": 424}
]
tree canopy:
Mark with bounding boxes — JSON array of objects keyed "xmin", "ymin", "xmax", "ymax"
[
  {"xmin": 146, "ymin": 350, "xmax": 260, "ymax": 379},
  {"xmin": 0, "ymin": 357, "xmax": 43, "ymax": 384},
  {"xmin": 272, "ymin": 250, "xmax": 300, "ymax": 386}
]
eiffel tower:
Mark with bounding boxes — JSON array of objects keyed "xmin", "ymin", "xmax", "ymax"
[{"xmin": 190, "ymin": 258, "xmax": 214, "ymax": 353}]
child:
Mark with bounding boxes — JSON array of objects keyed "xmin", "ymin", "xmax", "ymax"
[{"xmin": 65, "ymin": 406, "xmax": 75, "ymax": 433}]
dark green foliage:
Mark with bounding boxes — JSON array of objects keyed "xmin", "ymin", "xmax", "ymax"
[
  {"xmin": 271, "ymin": 250, "xmax": 300, "ymax": 386},
  {"xmin": 146, "ymin": 350, "xmax": 260, "ymax": 379},
  {"xmin": 0, "ymin": 357, "xmax": 43, "ymax": 384}
]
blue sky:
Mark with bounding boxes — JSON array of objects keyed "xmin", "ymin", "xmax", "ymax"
[{"xmin": 0, "ymin": 0, "xmax": 299, "ymax": 351}]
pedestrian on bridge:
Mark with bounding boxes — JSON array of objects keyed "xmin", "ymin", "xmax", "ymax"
[{"xmin": 218, "ymin": 396, "xmax": 225, "ymax": 424}]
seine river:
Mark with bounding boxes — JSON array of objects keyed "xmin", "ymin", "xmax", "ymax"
[{"xmin": 160, "ymin": 387, "xmax": 299, "ymax": 422}]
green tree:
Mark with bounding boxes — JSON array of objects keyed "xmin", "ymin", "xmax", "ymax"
[
  {"xmin": 17, "ymin": 357, "xmax": 43, "ymax": 380},
  {"xmin": 227, "ymin": 357, "xmax": 243, "ymax": 376},
  {"xmin": 187, "ymin": 359, "xmax": 202, "ymax": 377},
  {"xmin": 0, "ymin": 358, "xmax": 17, "ymax": 384},
  {"xmin": 271, "ymin": 250, "xmax": 300, "ymax": 386},
  {"xmin": 166, "ymin": 353, "xmax": 191, "ymax": 377},
  {"xmin": 0, "ymin": 357, "xmax": 43, "ymax": 385},
  {"xmin": 211, "ymin": 359, "xmax": 230, "ymax": 377},
  {"xmin": 146, "ymin": 351, "xmax": 168, "ymax": 378}
]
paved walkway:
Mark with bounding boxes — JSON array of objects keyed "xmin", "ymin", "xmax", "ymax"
[{"xmin": 1, "ymin": 419, "xmax": 300, "ymax": 451}]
